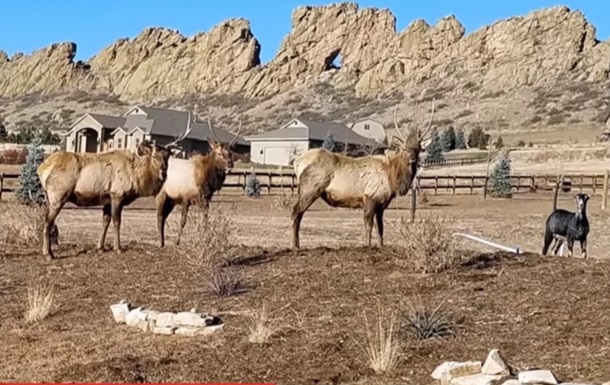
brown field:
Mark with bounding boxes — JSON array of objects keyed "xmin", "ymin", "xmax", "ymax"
[{"xmin": 2, "ymin": 191, "xmax": 610, "ymax": 384}]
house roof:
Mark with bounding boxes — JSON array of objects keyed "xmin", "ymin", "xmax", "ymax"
[
  {"xmin": 72, "ymin": 106, "xmax": 249, "ymax": 146},
  {"xmin": 245, "ymin": 118, "xmax": 379, "ymax": 147}
]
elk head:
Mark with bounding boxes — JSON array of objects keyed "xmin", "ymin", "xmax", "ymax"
[
  {"xmin": 391, "ymin": 100, "xmax": 435, "ymax": 221},
  {"xmin": 206, "ymin": 114, "xmax": 243, "ymax": 173}
]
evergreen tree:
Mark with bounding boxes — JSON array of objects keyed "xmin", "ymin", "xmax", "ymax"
[
  {"xmin": 0, "ymin": 118, "xmax": 7, "ymax": 142},
  {"xmin": 322, "ymin": 132, "xmax": 338, "ymax": 152},
  {"xmin": 468, "ymin": 127, "xmax": 490, "ymax": 150},
  {"xmin": 455, "ymin": 128, "xmax": 467, "ymax": 149},
  {"xmin": 426, "ymin": 129, "xmax": 444, "ymax": 162},
  {"xmin": 245, "ymin": 169, "xmax": 261, "ymax": 198},
  {"xmin": 494, "ymin": 136, "xmax": 504, "ymax": 149},
  {"xmin": 489, "ymin": 150, "xmax": 512, "ymax": 198},
  {"xmin": 15, "ymin": 133, "xmax": 46, "ymax": 205},
  {"xmin": 440, "ymin": 126, "xmax": 456, "ymax": 152}
]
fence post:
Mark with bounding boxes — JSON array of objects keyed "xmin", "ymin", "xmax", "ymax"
[
  {"xmin": 483, "ymin": 136, "xmax": 493, "ymax": 200},
  {"xmin": 0, "ymin": 172, "xmax": 3, "ymax": 202},
  {"xmin": 603, "ymin": 170, "xmax": 609, "ymax": 210}
]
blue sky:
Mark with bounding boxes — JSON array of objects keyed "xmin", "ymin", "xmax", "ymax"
[{"xmin": 0, "ymin": 1, "xmax": 608, "ymax": 64}]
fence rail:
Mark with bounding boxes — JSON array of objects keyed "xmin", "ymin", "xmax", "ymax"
[{"xmin": 2, "ymin": 170, "xmax": 609, "ymax": 203}]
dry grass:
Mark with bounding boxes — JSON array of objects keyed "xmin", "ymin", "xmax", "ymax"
[
  {"xmin": 207, "ymin": 267, "xmax": 245, "ymax": 297},
  {"xmin": 359, "ymin": 303, "xmax": 401, "ymax": 374},
  {"xmin": 271, "ymin": 193, "xmax": 294, "ymax": 212},
  {"xmin": 247, "ymin": 303, "xmax": 283, "ymax": 344},
  {"xmin": 397, "ymin": 213, "xmax": 462, "ymax": 273},
  {"xmin": 0, "ymin": 202, "xmax": 44, "ymax": 246},
  {"xmin": 24, "ymin": 278, "xmax": 55, "ymax": 324}
]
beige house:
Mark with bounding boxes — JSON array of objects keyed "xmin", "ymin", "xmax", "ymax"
[
  {"xmin": 349, "ymin": 119, "xmax": 387, "ymax": 144},
  {"xmin": 64, "ymin": 105, "xmax": 250, "ymax": 157},
  {"xmin": 244, "ymin": 118, "xmax": 381, "ymax": 166}
]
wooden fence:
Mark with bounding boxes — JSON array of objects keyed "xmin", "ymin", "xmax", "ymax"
[{"xmin": 2, "ymin": 170, "xmax": 609, "ymax": 204}]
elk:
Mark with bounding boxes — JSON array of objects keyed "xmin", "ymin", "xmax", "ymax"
[
  {"xmin": 155, "ymin": 115, "xmax": 242, "ymax": 247},
  {"xmin": 291, "ymin": 102, "xmax": 435, "ymax": 249},
  {"xmin": 37, "ymin": 115, "xmax": 194, "ymax": 261}
]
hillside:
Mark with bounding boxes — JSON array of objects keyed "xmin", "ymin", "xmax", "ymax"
[{"xmin": 0, "ymin": 3, "xmax": 609, "ymax": 142}]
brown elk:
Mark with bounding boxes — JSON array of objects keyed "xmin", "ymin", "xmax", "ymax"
[
  {"xmin": 155, "ymin": 115, "xmax": 242, "ymax": 247},
  {"xmin": 37, "ymin": 115, "xmax": 194, "ymax": 261},
  {"xmin": 290, "ymin": 102, "xmax": 435, "ymax": 249}
]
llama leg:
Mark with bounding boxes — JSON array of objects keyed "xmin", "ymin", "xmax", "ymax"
[
  {"xmin": 542, "ymin": 231, "xmax": 554, "ymax": 256},
  {"xmin": 566, "ymin": 236, "xmax": 574, "ymax": 258},
  {"xmin": 580, "ymin": 239, "xmax": 587, "ymax": 259},
  {"xmin": 97, "ymin": 204, "xmax": 112, "ymax": 251},
  {"xmin": 176, "ymin": 202, "xmax": 190, "ymax": 246},
  {"xmin": 374, "ymin": 206, "xmax": 385, "ymax": 247}
]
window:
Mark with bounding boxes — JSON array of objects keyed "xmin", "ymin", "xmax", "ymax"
[
  {"xmin": 117, "ymin": 138, "xmax": 122, "ymax": 149},
  {"xmin": 108, "ymin": 140, "xmax": 113, "ymax": 149},
  {"xmin": 135, "ymin": 138, "xmax": 140, "ymax": 147},
  {"xmin": 364, "ymin": 124, "xmax": 370, "ymax": 130}
]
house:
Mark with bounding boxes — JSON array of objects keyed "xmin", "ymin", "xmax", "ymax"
[
  {"xmin": 64, "ymin": 105, "xmax": 250, "ymax": 159},
  {"xmin": 349, "ymin": 119, "xmax": 387, "ymax": 144},
  {"xmin": 244, "ymin": 118, "xmax": 382, "ymax": 166}
]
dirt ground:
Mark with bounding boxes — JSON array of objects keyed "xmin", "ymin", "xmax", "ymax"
[{"xmin": 2, "ymin": 193, "xmax": 610, "ymax": 384}]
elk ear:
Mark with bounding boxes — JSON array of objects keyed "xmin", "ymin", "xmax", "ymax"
[
  {"xmin": 391, "ymin": 136, "xmax": 404, "ymax": 149},
  {"xmin": 137, "ymin": 141, "xmax": 153, "ymax": 157}
]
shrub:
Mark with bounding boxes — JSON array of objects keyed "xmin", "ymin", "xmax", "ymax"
[
  {"xmin": 494, "ymin": 136, "xmax": 504, "ymax": 149},
  {"xmin": 0, "ymin": 203, "xmax": 45, "ymax": 246},
  {"xmin": 467, "ymin": 127, "xmax": 490, "ymax": 150},
  {"xmin": 0, "ymin": 148, "xmax": 28, "ymax": 164},
  {"xmin": 0, "ymin": 118, "xmax": 6, "ymax": 142},
  {"xmin": 397, "ymin": 213, "xmax": 461, "ymax": 273},
  {"xmin": 272, "ymin": 193, "xmax": 294, "ymax": 212},
  {"xmin": 489, "ymin": 150, "xmax": 512, "ymax": 198},
  {"xmin": 245, "ymin": 170, "xmax": 261, "ymax": 198},
  {"xmin": 517, "ymin": 139, "xmax": 526, "ymax": 147}
]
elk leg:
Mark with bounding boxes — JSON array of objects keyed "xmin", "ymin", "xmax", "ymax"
[
  {"xmin": 541, "ymin": 231, "xmax": 553, "ymax": 256},
  {"xmin": 291, "ymin": 193, "xmax": 320, "ymax": 249},
  {"xmin": 363, "ymin": 200, "xmax": 375, "ymax": 248},
  {"xmin": 42, "ymin": 199, "xmax": 65, "ymax": 261},
  {"xmin": 374, "ymin": 206, "xmax": 385, "ymax": 247},
  {"xmin": 97, "ymin": 204, "xmax": 112, "ymax": 251},
  {"xmin": 176, "ymin": 202, "xmax": 190, "ymax": 246},
  {"xmin": 156, "ymin": 195, "xmax": 175, "ymax": 248},
  {"xmin": 580, "ymin": 239, "xmax": 587, "ymax": 259},
  {"xmin": 111, "ymin": 199, "xmax": 124, "ymax": 253}
]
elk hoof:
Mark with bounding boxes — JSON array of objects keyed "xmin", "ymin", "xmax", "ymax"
[{"xmin": 43, "ymin": 253, "xmax": 54, "ymax": 262}]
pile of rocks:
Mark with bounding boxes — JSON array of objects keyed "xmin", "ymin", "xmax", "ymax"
[
  {"xmin": 431, "ymin": 348, "xmax": 608, "ymax": 385},
  {"xmin": 109, "ymin": 300, "xmax": 224, "ymax": 336}
]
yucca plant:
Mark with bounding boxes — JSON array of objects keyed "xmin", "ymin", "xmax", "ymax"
[{"xmin": 402, "ymin": 297, "xmax": 455, "ymax": 340}]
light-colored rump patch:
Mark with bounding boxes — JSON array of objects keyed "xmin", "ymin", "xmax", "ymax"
[{"xmin": 163, "ymin": 157, "xmax": 197, "ymax": 198}]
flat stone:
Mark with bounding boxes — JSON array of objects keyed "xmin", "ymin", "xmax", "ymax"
[
  {"xmin": 558, "ymin": 383, "xmax": 595, "ymax": 385},
  {"xmin": 145, "ymin": 310, "xmax": 159, "ymax": 322},
  {"xmin": 432, "ymin": 361, "xmax": 482, "ymax": 380},
  {"xmin": 500, "ymin": 381, "xmax": 520, "ymax": 385},
  {"xmin": 388, "ymin": 271, "xmax": 405, "ymax": 280},
  {"xmin": 482, "ymin": 349, "xmax": 510, "ymax": 376},
  {"xmin": 152, "ymin": 326, "xmax": 176, "ymax": 335},
  {"xmin": 137, "ymin": 319, "xmax": 152, "ymax": 332},
  {"xmin": 155, "ymin": 312, "xmax": 175, "ymax": 328},
  {"xmin": 174, "ymin": 311, "xmax": 206, "ymax": 327},
  {"xmin": 109, "ymin": 301, "xmax": 131, "ymax": 323},
  {"xmin": 450, "ymin": 374, "xmax": 505, "ymax": 385},
  {"xmin": 125, "ymin": 307, "xmax": 149, "ymax": 327},
  {"xmin": 518, "ymin": 370, "xmax": 558, "ymax": 385}
]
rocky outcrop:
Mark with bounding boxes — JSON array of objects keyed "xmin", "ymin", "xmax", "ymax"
[{"xmin": 0, "ymin": 3, "xmax": 608, "ymax": 101}]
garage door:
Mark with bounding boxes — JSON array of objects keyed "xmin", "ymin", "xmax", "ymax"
[{"xmin": 264, "ymin": 147, "xmax": 292, "ymax": 166}]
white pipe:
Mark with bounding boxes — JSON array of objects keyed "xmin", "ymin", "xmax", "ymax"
[{"xmin": 452, "ymin": 232, "xmax": 521, "ymax": 255}]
